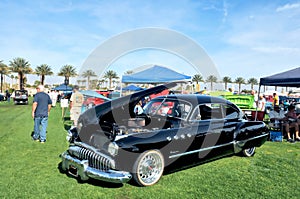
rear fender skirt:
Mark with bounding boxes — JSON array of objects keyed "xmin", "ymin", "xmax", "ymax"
[
  {"xmin": 233, "ymin": 134, "xmax": 268, "ymax": 153},
  {"xmin": 233, "ymin": 121, "xmax": 269, "ymax": 153}
]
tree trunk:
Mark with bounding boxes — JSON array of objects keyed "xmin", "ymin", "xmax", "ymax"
[
  {"xmin": 0, "ymin": 74, "xmax": 3, "ymax": 93},
  {"xmin": 87, "ymin": 77, "xmax": 90, "ymax": 90},
  {"xmin": 41, "ymin": 75, "xmax": 45, "ymax": 85},
  {"xmin": 19, "ymin": 73, "xmax": 23, "ymax": 90},
  {"xmin": 109, "ymin": 78, "xmax": 112, "ymax": 89}
]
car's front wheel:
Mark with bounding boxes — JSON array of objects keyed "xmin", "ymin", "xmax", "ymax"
[
  {"xmin": 132, "ymin": 150, "xmax": 164, "ymax": 186},
  {"xmin": 242, "ymin": 147, "xmax": 256, "ymax": 157}
]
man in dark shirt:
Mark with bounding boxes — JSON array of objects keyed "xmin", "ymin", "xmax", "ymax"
[{"xmin": 31, "ymin": 85, "xmax": 52, "ymax": 143}]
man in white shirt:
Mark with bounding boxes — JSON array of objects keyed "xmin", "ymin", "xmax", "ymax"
[{"xmin": 269, "ymin": 105, "xmax": 286, "ymax": 126}]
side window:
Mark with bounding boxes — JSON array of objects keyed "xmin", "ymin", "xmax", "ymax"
[
  {"xmin": 210, "ymin": 103, "xmax": 223, "ymax": 119},
  {"xmin": 223, "ymin": 104, "xmax": 239, "ymax": 119},
  {"xmin": 191, "ymin": 103, "xmax": 224, "ymax": 121},
  {"xmin": 199, "ymin": 104, "xmax": 212, "ymax": 120},
  {"xmin": 173, "ymin": 101, "xmax": 191, "ymax": 119},
  {"xmin": 190, "ymin": 105, "xmax": 201, "ymax": 121}
]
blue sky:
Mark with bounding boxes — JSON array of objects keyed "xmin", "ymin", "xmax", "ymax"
[{"xmin": 1, "ymin": 0, "xmax": 300, "ymax": 86}]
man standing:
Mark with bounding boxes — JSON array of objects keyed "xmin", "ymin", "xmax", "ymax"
[
  {"xmin": 32, "ymin": 85, "xmax": 52, "ymax": 143},
  {"xmin": 49, "ymin": 90, "xmax": 58, "ymax": 107},
  {"xmin": 273, "ymin": 92, "xmax": 279, "ymax": 106},
  {"xmin": 70, "ymin": 85, "xmax": 84, "ymax": 128},
  {"xmin": 5, "ymin": 90, "xmax": 11, "ymax": 102}
]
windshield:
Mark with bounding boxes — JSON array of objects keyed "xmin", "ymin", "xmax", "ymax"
[
  {"xmin": 143, "ymin": 98, "xmax": 191, "ymax": 119},
  {"xmin": 144, "ymin": 100, "xmax": 170, "ymax": 115}
]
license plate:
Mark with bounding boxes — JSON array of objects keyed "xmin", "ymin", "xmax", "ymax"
[{"xmin": 68, "ymin": 165, "xmax": 78, "ymax": 177}]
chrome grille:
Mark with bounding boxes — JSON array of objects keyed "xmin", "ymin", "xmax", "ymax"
[{"xmin": 68, "ymin": 144, "xmax": 114, "ymax": 171}]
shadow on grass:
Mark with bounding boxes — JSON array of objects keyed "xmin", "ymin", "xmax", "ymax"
[
  {"xmin": 163, "ymin": 153, "xmax": 235, "ymax": 176},
  {"xmin": 57, "ymin": 162, "xmax": 124, "ymax": 188}
]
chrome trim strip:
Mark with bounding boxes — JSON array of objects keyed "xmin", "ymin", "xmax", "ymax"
[
  {"xmin": 238, "ymin": 134, "xmax": 268, "ymax": 142},
  {"xmin": 169, "ymin": 133, "xmax": 268, "ymax": 159},
  {"xmin": 169, "ymin": 141, "xmax": 235, "ymax": 159},
  {"xmin": 234, "ymin": 134, "xmax": 268, "ymax": 153}
]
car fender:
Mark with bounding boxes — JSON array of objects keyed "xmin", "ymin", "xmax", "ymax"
[{"xmin": 233, "ymin": 121, "xmax": 268, "ymax": 153}]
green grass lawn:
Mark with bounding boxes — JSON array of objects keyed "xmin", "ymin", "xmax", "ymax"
[{"xmin": 0, "ymin": 99, "xmax": 299, "ymax": 199}]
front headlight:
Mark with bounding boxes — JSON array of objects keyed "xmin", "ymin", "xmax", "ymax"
[
  {"xmin": 66, "ymin": 127, "xmax": 78, "ymax": 143},
  {"xmin": 108, "ymin": 142, "xmax": 119, "ymax": 156}
]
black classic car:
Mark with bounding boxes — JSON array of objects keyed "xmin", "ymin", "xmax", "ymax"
[{"xmin": 60, "ymin": 82, "xmax": 269, "ymax": 186}]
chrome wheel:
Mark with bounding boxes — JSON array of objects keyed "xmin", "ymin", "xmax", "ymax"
[
  {"xmin": 242, "ymin": 147, "xmax": 256, "ymax": 157},
  {"xmin": 133, "ymin": 150, "xmax": 164, "ymax": 186}
]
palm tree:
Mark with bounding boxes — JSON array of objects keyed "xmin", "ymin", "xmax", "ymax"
[
  {"xmin": 192, "ymin": 74, "xmax": 204, "ymax": 92},
  {"xmin": 206, "ymin": 75, "xmax": 218, "ymax": 91},
  {"xmin": 235, "ymin": 77, "xmax": 245, "ymax": 94},
  {"xmin": 57, "ymin": 64, "xmax": 77, "ymax": 85},
  {"xmin": 9, "ymin": 57, "xmax": 32, "ymax": 90},
  {"xmin": 34, "ymin": 80, "xmax": 41, "ymax": 87},
  {"xmin": 192, "ymin": 74, "xmax": 203, "ymax": 91},
  {"xmin": 0, "ymin": 61, "xmax": 9, "ymax": 93},
  {"xmin": 222, "ymin": 76, "xmax": 232, "ymax": 90},
  {"xmin": 124, "ymin": 70, "xmax": 134, "ymax": 75},
  {"xmin": 247, "ymin": 78, "xmax": 258, "ymax": 90},
  {"xmin": 35, "ymin": 64, "xmax": 53, "ymax": 85},
  {"xmin": 103, "ymin": 70, "xmax": 119, "ymax": 89},
  {"xmin": 90, "ymin": 79, "xmax": 98, "ymax": 89},
  {"xmin": 81, "ymin": 69, "xmax": 97, "ymax": 89},
  {"xmin": 98, "ymin": 79, "xmax": 105, "ymax": 88}
]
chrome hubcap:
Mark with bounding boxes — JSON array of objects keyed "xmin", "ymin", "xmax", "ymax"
[{"xmin": 138, "ymin": 153, "xmax": 163, "ymax": 184}]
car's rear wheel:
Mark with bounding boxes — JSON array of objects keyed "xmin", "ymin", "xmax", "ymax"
[
  {"xmin": 132, "ymin": 150, "xmax": 164, "ymax": 186},
  {"xmin": 242, "ymin": 147, "xmax": 256, "ymax": 157}
]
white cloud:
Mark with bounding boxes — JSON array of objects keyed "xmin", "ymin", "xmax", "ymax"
[
  {"xmin": 276, "ymin": 3, "xmax": 300, "ymax": 12},
  {"xmin": 252, "ymin": 46, "xmax": 300, "ymax": 54}
]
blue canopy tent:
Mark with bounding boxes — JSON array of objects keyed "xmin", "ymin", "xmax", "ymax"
[
  {"xmin": 122, "ymin": 84, "xmax": 144, "ymax": 91},
  {"xmin": 54, "ymin": 84, "xmax": 73, "ymax": 91},
  {"xmin": 120, "ymin": 65, "xmax": 191, "ymax": 97},
  {"xmin": 259, "ymin": 67, "xmax": 300, "ymax": 87},
  {"xmin": 253, "ymin": 67, "xmax": 300, "ymax": 121},
  {"xmin": 122, "ymin": 65, "xmax": 191, "ymax": 83}
]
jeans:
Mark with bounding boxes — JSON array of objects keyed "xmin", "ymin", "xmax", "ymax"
[{"xmin": 33, "ymin": 117, "xmax": 48, "ymax": 141}]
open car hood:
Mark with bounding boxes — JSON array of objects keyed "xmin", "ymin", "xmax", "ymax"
[{"xmin": 77, "ymin": 81, "xmax": 185, "ymax": 142}]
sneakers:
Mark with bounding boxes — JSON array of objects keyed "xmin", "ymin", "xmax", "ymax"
[
  {"xmin": 295, "ymin": 137, "xmax": 300, "ymax": 142},
  {"xmin": 32, "ymin": 136, "xmax": 46, "ymax": 143},
  {"xmin": 287, "ymin": 138, "xmax": 295, "ymax": 143},
  {"xmin": 32, "ymin": 136, "xmax": 39, "ymax": 142}
]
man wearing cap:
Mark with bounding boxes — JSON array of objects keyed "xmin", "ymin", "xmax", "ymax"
[
  {"xmin": 269, "ymin": 105, "xmax": 286, "ymax": 125},
  {"xmin": 70, "ymin": 85, "xmax": 84, "ymax": 128},
  {"xmin": 32, "ymin": 85, "xmax": 52, "ymax": 143}
]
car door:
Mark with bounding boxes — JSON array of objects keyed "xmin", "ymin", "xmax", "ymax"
[{"xmin": 187, "ymin": 103, "xmax": 238, "ymax": 160}]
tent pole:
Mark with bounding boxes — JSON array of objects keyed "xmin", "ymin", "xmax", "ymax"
[{"xmin": 254, "ymin": 84, "xmax": 262, "ymax": 121}]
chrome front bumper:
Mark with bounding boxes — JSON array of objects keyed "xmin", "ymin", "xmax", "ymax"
[{"xmin": 60, "ymin": 152, "xmax": 132, "ymax": 184}]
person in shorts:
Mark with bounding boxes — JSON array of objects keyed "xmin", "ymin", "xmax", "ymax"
[{"xmin": 70, "ymin": 85, "xmax": 84, "ymax": 128}]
